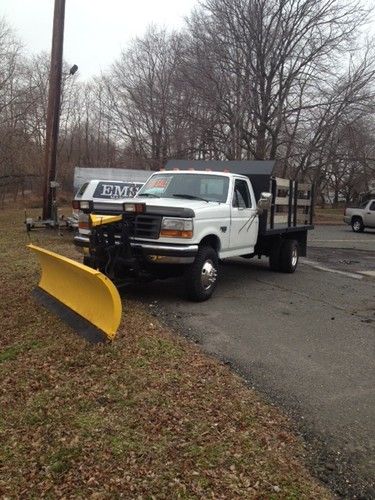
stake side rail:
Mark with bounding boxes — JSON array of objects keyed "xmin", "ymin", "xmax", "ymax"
[{"xmin": 263, "ymin": 177, "xmax": 313, "ymax": 235}]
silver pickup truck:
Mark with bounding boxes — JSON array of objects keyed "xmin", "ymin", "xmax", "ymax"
[{"xmin": 344, "ymin": 199, "xmax": 375, "ymax": 232}]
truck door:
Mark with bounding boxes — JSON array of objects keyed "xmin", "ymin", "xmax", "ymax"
[
  {"xmin": 363, "ymin": 200, "xmax": 375, "ymax": 227},
  {"xmin": 230, "ymin": 178, "xmax": 258, "ymax": 251}
]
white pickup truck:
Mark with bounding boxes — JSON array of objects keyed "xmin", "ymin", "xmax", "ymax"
[
  {"xmin": 344, "ymin": 199, "xmax": 375, "ymax": 232},
  {"xmin": 73, "ymin": 161, "xmax": 314, "ymax": 301}
]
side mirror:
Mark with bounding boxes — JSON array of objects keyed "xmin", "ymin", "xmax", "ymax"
[{"xmin": 257, "ymin": 192, "xmax": 272, "ymax": 213}]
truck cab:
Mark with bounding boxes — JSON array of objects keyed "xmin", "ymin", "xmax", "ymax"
[{"xmin": 133, "ymin": 170, "xmax": 260, "ymax": 259}]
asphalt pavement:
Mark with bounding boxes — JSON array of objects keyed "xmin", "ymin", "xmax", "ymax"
[
  {"xmin": 306, "ymin": 225, "xmax": 374, "ymax": 278},
  {"xmin": 309, "ymin": 224, "xmax": 375, "ymax": 251},
  {"xmin": 125, "ymin": 224, "xmax": 374, "ymax": 498}
]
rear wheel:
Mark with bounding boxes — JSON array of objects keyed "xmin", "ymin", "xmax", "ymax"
[
  {"xmin": 185, "ymin": 245, "xmax": 218, "ymax": 301},
  {"xmin": 280, "ymin": 239, "xmax": 299, "ymax": 273},
  {"xmin": 351, "ymin": 217, "xmax": 364, "ymax": 233}
]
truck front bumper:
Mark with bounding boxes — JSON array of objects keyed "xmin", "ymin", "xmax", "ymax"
[
  {"xmin": 74, "ymin": 235, "xmax": 198, "ymax": 264},
  {"xmin": 343, "ymin": 216, "xmax": 351, "ymax": 224},
  {"xmin": 132, "ymin": 241, "xmax": 198, "ymax": 264}
]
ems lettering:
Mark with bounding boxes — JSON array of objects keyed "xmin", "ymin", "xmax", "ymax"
[
  {"xmin": 113, "ymin": 185, "xmax": 129, "ymax": 198},
  {"xmin": 101, "ymin": 184, "xmax": 114, "ymax": 196}
]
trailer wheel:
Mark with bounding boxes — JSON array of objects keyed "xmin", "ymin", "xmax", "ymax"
[
  {"xmin": 280, "ymin": 239, "xmax": 299, "ymax": 273},
  {"xmin": 185, "ymin": 245, "xmax": 218, "ymax": 301}
]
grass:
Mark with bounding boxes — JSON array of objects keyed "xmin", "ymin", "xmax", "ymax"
[
  {"xmin": 0, "ymin": 207, "xmax": 331, "ymax": 498},
  {"xmin": 314, "ymin": 207, "xmax": 344, "ymax": 225},
  {"xmin": 0, "ymin": 340, "xmax": 44, "ymax": 363}
]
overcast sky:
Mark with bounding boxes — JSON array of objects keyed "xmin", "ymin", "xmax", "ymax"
[
  {"xmin": 1, "ymin": 0, "xmax": 199, "ymax": 78},
  {"xmin": 2, "ymin": 0, "xmax": 374, "ymax": 80}
]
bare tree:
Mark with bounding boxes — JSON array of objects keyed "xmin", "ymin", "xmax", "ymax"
[
  {"xmin": 176, "ymin": 0, "xmax": 375, "ymax": 203},
  {"xmin": 2, "ymin": 2, "xmax": 375, "ymax": 205},
  {"xmin": 101, "ymin": 27, "xmax": 198, "ymax": 168}
]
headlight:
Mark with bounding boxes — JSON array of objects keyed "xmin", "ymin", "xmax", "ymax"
[
  {"xmin": 160, "ymin": 218, "xmax": 193, "ymax": 238},
  {"xmin": 79, "ymin": 201, "xmax": 90, "ymax": 210},
  {"xmin": 123, "ymin": 202, "xmax": 146, "ymax": 213}
]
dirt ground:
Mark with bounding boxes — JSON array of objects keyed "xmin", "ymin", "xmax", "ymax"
[{"xmin": 314, "ymin": 207, "xmax": 344, "ymax": 225}]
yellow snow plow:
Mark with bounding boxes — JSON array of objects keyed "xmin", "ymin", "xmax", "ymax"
[{"xmin": 28, "ymin": 244, "xmax": 122, "ymax": 343}]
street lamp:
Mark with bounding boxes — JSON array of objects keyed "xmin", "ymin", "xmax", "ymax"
[{"xmin": 69, "ymin": 64, "xmax": 78, "ymax": 76}]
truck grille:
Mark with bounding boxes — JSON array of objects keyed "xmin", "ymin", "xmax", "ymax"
[{"xmin": 132, "ymin": 215, "xmax": 161, "ymax": 239}]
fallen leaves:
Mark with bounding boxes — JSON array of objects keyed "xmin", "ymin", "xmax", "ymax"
[{"xmin": 0, "ymin": 208, "xmax": 331, "ymax": 498}]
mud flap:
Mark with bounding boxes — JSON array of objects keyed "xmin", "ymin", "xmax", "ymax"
[{"xmin": 28, "ymin": 244, "xmax": 122, "ymax": 343}]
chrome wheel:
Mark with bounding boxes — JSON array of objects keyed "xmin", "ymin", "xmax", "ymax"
[
  {"xmin": 280, "ymin": 240, "xmax": 299, "ymax": 273},
  {"xmin": 291, "ymin": 247, "xmax": 298, "ymax": 267},
  {"xmin": 353, "ymin": 220, "xmax": 361, "ymax": 232},
  {"xmin": 201, "ymin": 259, "xmax": 217, "ymax": 290},
  {"xmin": 185, "ymin": 245, "xmax": 219, "ymax": 301}
]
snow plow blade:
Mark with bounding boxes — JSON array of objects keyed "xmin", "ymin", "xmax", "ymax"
[{"xmin": 28, "ymin": 244, "xmax": 122, "ymax": 343}]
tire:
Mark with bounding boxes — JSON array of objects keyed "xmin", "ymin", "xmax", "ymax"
[
  {"xmin": 351, "ymin": 217, "xmax": 364, "ymax": 233},
  {"xmin": 269, "ymin": 243, "xmax": 281, "ymax": 271},
  {"xmin": 279, "ymin": 239, "xmax": 299, "ymax": 273},
  {"xmin": 185, "ymin": 245, "xmax": 219, "ymax": 301}
]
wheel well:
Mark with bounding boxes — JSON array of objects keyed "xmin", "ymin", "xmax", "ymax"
[
  {"xmin": 351, "ymin": 215, "xmax": 363, "ymax": 222},
  {"xmin": 200, "ymin": 234, "xmax": 221, "ymax": 252}
]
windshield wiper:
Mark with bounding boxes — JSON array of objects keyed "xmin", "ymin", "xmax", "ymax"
[
  {"xmin": 172, "ymin": 194, "xmax": 209, "ymax": 202},
  {"xmin": 137, "ymin": 193, "xmax": 160, "ymax": 198}
]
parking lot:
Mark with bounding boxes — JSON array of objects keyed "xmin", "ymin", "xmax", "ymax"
[
  {"xmin": 307, "ymin": 225, "xmax": 375, "ymax": 277},
  {"xmin": 127, "ymin": 224, "xmax": 374, "ymax": 497}
]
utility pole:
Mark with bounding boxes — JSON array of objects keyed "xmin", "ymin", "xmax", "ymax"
[{"xmin": 42, "ymin": 0, "xmax": 66, "ymax": 220}]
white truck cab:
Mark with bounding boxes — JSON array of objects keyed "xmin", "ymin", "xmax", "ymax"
[{"xmin": 133, "ymin": 171, "xmax": 260, "ymax": 259}]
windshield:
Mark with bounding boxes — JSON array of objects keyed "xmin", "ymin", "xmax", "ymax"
[
  {"xmin": 137, "ymin": 173, "xmax": 229, "ymax": 203},
  {"xmin": 75, "ymin": 182, "xmax": 89, "ymax": 198}
]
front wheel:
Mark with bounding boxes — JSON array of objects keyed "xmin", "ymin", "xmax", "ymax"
[
  {"xmin": 185, "ymin": 245, "xmax": 219, "ymax": 301},
  {"xmin": 280, "ymin": 239, "xmax": 299, "ymax": 273}
]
